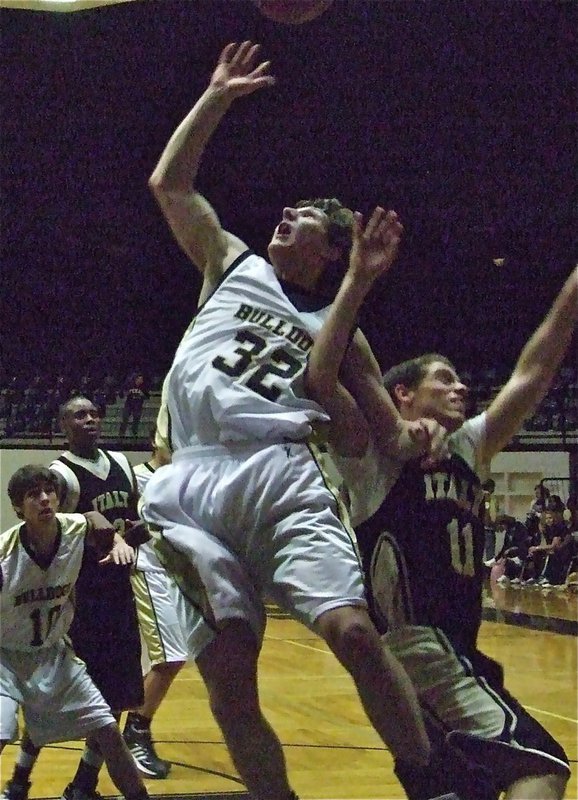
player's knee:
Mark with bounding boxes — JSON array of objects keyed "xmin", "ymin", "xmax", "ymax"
[
  {"xmin": 319, "ymin": 610, "xmax": 379, "ymax": 672},
  {"xmin": 507, "ymin": 773, "xmax": 568, "ymax": 799},
  {"xmin": 91, "ymin": 720, "xmax": 123, "ymax": 752},
  {"xmin": 151, "ymin": 660, "xmax": 185, "ymax": 679},
  {"xmin": 197, "ymin": 622, "xmax": 261, "ymax": 722}
]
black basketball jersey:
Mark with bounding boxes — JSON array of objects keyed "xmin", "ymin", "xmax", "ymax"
[
  {"xmin": 356, "ymin": 417, "xmax": 487, "ymax": 653},
  {"xmin": 52, "ymin": 450, "xmax": 139, "ymax": 635}
]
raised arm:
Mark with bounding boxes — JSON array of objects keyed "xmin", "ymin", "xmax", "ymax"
[
  {"xmin": 482, "ymin": 265, "xmax": 578, "ymax": 462},
  {"xmin": 149, "ymin": 41, "xmax": 275, "ymax": 303},
  {"xmin": 305, "ymin": 209, "xmax": 401, "ymax": 456},
  {"xmin": 306, "ymin": 209, "xmax": 447, "ymax": 461}
]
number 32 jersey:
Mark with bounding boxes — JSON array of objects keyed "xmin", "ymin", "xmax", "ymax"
[
  {"xmin": 166, "ymin": 251, "xmax": 331, "ymax": 450},
  {"xmin": 355, "ymin": 414, "xmax": 487, "ymax": 653},
  {"xmin": 0, "ymin": 514, "xmax": 88, "ymax": 651}
]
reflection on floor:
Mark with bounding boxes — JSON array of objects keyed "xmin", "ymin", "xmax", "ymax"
[{"xmin": 483, "ymin": 576, "xmax": 578, "ymax": 635}]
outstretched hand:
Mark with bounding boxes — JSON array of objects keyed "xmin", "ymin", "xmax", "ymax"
[
  {"xmin": 99, "ymin": 536, "xmax": 136, "ymax": 567},
  {"xmin": 211, "ymin": 41, "xmax": 275, "ymax": 99},
  {"xmin": 349, "ymin": 207, "xmax": 403, "ymax": 286}
]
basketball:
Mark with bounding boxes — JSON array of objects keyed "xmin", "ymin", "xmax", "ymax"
[{"xmin": 252, "ymin": 0, "xmax": 334, "ymax": 25}]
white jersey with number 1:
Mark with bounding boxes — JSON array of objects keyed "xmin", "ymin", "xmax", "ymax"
[{"xmin": 0, "ymin": 514, "xmax": 89, "ymax": 652}]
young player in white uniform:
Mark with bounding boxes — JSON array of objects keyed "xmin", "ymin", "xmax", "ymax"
[
  {"xmin": 3, "ymin": 398, "xmax": 146, "ymax": 800},
  {"xmin": 0, "ymin": 465, "xmax": 150, "ymax": 800},
  {"xmin": 304, "ymin": 243, "xmax": 577, "ymax": 800},
  {"xmin": 140, "ymin": 40, "xmax": 453, "ymax": 800}
]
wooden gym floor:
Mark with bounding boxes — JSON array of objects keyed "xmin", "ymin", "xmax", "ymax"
[{"xmin": 1, "ymin": 581, "xmax": 576, "ymax": 800}]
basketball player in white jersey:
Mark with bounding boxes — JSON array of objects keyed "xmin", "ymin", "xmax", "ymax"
[
  {"xmin": 304, "ymin": 241, "xmax": 577, "ymax": 799},
  {"xmin": 3, "ymin": 397, "xmax": 146, "ymax": 800},
  {"xmin": 140, "ymin": 40, "xmax": 454, "ymax": 800},
  {"xmin": 0, "ymin": 465, "xmax": 150, "ymax": 800},
  {"xmin": 124, "ymin": 429, "xmax": 212, "ymax": 779}
]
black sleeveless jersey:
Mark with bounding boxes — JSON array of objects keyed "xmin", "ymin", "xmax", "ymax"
[
  {"xmin": 54, "ymin": 451, "xmax": 139, "ymax": 635},
  {"xmin": 356, "ymin": 443, "xmax": 486, "ymax": 653}
]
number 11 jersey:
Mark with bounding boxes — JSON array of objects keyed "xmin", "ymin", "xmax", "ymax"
[{"xmin": 355, "ymin": 414, "xmax": 488, "ymax": 654}]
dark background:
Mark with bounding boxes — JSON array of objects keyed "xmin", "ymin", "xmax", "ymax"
[{"xmin": 1, "ymin": 0, "xmax": 576, "ymax": 385}]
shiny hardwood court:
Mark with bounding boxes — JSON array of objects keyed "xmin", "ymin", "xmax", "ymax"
[{"xmin": 1, "ymin": 584, "xmax": 576, "ymax": 799}]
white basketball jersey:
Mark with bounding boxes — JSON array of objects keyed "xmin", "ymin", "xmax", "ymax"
[
  {"xmin": 133, "ymin": 461, "xmax": 163, "ymax": 573},
  {"xmin": 165, "ymin": 251, "xmax": 331, "ymax": 450},
  {"xmin": 0, "ymin": 514, "xmax": 88, "ymax": 651},
  {"xmin": 133, "ymin": 461, "xmax": 155, "ymax": 497}
]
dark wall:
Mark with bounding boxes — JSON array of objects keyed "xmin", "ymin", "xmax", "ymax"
[{"xmin": 1, "ymin": 0, "xmax": 576, "ymax": 380}]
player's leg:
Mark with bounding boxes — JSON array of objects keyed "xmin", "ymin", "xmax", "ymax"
[
  {"xmin": 123, "ymin": 663, "xmax": 182, "ymax": 778},
  {"xmin": 90, "ymin": 722, "xmax": 150, "ymax": 800},
  {"xmin": 0, "ymin": 731, "xmax": 39, "ymax": 800},
  {"xmin": 125, "ymin": 567, "xmax": 186, "ymax": 778},
  {"xmin": 196, "ymin": 620, "xmax": 298, "ymax": 800},
  {"xmin": 0, "ymin": 660, "xmax": 36, "ymax": 800},
  {"xmin": 314, "ymin": 604, "xmax": 429, "ymax": 765},
  {"xmin": 261, "ymin": 445, "xmax": 429, "ymax": 766},
  {"xmin": 64, "ymin": 622, "xmax": 143, "ymax": 798},
  {"xmin": 63, "ymin": 718, "xmax": 114, "ymax": 798},
  {"xmin": 504, "ymin": 774, "xmax": 567, "ymax": 800},
  {"xmin": 394, "ymin": 714, "xmax": 499, "ymax": 800}
]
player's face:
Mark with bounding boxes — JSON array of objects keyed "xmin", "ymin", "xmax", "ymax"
[
  {"xmin": 267, "ymin": 206, "xmax": 337, "ymax": 285},
  {"xmin": 405, "ymin": 361, "xmax": 468, "ymax": 432},
  {"xmin": 62, "ymin": 398, "xmax": 101, "ymax": 445},
  {"xmin": 17, "ymin": 483, "xmax": 58, "ymax": 526}
]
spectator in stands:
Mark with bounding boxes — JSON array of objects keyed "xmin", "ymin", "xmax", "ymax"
[
  {"xmin": 523, "ymin": 496, "xmax": 571, "ymax": 587},
  {"xmin": 119, "ymin": 373, "xmax": 149, "ymax": 438},
  {"xmin": 103, "ymin": 373, "xmax": 119, "ymax": 406},
  {"xmin": 492, "ymin": 516, "xmax": 532, "ymax": 585},
  {"xmin": 563, "ymin": 491, "xmax": 577, "ymax": 531},
  {"xmin": 3, "ymin": 377, "xmax": 25, "ymax": 437},
  {"xmin": 49, "ymin": 375, "xmax": 71, "ymax": 434},
  {"xmin": 525, "ymin": 483, "xmax": 550, "ymax": 539},
  {"xmin": 482, "ymin": 478, "xmax": 500, "ymax": 565},
  {"xmin": 21, "ymin": 375, "xmax": 45, "ymax": 433},
  {"xmin": 535, "ymin": 497, "xmax": 575, "ymax": 588},
  {"xmin": 92, "ymin": 381, "xmax": 110, "ymax": 419}
]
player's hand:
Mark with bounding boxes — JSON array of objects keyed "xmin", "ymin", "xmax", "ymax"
[
  {"xmin": 123, "ymin": 519, "xmax": 151, "ymax": 547},
  {"xmin": 404, "ymin": 417, "xmax": 450, "ymax": 466},
  {"xmin": 99, "ymin": 535, "xmax": 135, "ymax": 566},
  {"xmin": 348, "ymin": 208, "xmax": 403, "ymax": 288},
  {"xmin": 210, "ymin": 41, "xmax": 275, "ymax": 99}
]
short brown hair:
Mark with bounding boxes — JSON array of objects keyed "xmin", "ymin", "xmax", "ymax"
[
  {"xmin": 383, "ymin": 354, "xmax": 457, "ymax": 408},
  {"xmin": 8, "ymin": 465, "xmax": 57, "ymax": 508},
  {"xmin": 296, "ymin": 197, "xmax": 354, "ymax": 296}
]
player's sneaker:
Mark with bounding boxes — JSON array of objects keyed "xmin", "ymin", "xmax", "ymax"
[
  {"xmin": 123, "ymin": 723, "xmax": 170, "ymax": 779},
  {"xmin": 0, "ymin": 780, "xmax": 31, "ymax": 800},
  {"xmin": 60, "ymin": 784, "xmax": 103, "ymax": 800}
]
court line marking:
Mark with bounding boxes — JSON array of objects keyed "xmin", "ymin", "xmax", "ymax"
[
  {"xmin": 524, "ymin": 705, "xmax": 577, "ymax": 724},
  {"xmin": 270, "ymin": 640, "xmax": 578, "ymax": 726},
  {"xmin": 266, "ymin": 636, "xmax": 331, "ymax": 654}
]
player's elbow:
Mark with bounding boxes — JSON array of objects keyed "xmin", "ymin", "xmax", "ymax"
[
  {"xmin": 148, "ymin": 170, "xmax": 191, "ymax": 203},
  {"xmin": 148, "ymin": 171, "xmax": 172, "ymax": 203}
]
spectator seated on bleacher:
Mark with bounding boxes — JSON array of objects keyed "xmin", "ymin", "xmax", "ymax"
[
  {"xmin": 524, "ymin": 483, "xmax": 550, "ymax": 539},
  {"xmin": 489, "ymin": 516, "xmax": 531, "ymax": 585},
  {"xmin": 522, "ymin": 496, "xmax": 574, "ymax": 589}
]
